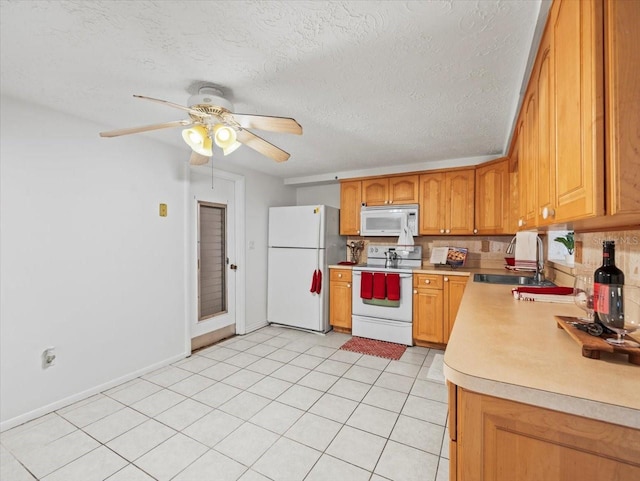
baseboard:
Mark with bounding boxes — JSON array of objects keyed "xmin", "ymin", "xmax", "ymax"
[{"xmin": 0, "ymin": 351, "xmax": 188, "ymax": 433}]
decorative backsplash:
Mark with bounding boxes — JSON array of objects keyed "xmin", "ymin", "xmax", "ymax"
[
  {"xmin": 347, "ymin": 229, "xmax": 640, "ymax": 288},
  {"xmin": 345, "ymin": 235, "xmax": 518, "ymax": 269},
  {"xmin": 571, "ymin": 229, "xmax": 640, "ymax": 287}
]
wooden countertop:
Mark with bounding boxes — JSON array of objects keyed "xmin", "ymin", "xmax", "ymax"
[{"xmin": 444, "ymin": 273, "xmax": 640, "ymax": 428}]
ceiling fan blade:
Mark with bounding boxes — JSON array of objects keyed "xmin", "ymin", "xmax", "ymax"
[
  {"xmin": 133, "ymin": 95, "xmax": 210, "ymax": 118},
  {"xmin": 99, "ymin": 120, "xmax": 192, "ymax": 137},
  {"xmin": 236, "ymin": 129, "xmax": 290, "ymax": 162},
  {"xmin": 231, "ymin": 114, "xmax": 302, "ymax": 135},
  {"xmin": 189, "ymin": 152, "xmax": 210, "ymax": 165}
]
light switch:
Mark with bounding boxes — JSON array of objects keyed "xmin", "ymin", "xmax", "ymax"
[{"xmin": 159, "ymin": 203, "xmax": 168, "ymax": 217}]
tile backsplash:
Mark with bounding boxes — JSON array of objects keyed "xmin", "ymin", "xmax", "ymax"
[
  {"xmin": 346, "ymin": 235, "xmax": 518, "ymax": 269},
  {"xmin": 571, "ymin": 229, "xmax": 640, "ymax": 287},
  {"xmin": 347, "ymin": 229, "xmax": 640, "ymax": 288}
]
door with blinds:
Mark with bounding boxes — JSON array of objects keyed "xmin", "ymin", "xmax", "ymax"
[{"xmin": 198, "ymin": 202, "xmax": 227, "ymax": 320}]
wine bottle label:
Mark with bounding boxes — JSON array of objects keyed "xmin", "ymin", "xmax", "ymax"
[{"xmin": 594, "ymin": 282, "xmax": 610, "ymax": 315}]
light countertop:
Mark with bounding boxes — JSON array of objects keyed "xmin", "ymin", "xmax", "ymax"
[
  {"xmin": 329, "ymin": 264, "xmax": 639, "ymax": 427},
  {"xmin": 444, "ymin": 275, "xmax": 640, "ymax": 428}
]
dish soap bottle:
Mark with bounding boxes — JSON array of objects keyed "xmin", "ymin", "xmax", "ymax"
[{"xmin": 593, "ymin": 241, "xmax": 624, "ymax": 329}]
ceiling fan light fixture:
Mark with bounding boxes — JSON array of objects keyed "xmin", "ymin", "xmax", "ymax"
[
  {"xmin": 182, "ymin": 125, "xmax": 213, "ymax": 156},
  {"xmin": 222, "ymin": 141, "xmax": 242, "ymax": 156},
  {"xmin": 213, "ymin": 124, "xmax": 238, "ymax": 150}
]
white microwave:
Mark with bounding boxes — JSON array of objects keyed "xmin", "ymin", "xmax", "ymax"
[{"xmin": 360, "ymin": 204, "xmax": 419, "ymax": 237}]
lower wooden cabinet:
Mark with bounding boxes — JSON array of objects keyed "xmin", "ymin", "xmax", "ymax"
[
  {"xmin": 449, "ymin": 386, "xmax": 640, "ymax": 481},
  {"xmin": 329, "ymin": 268, "xmax": 352, "ymax": 331},
  {"xmin": 413, "ymin": 274, "xmax": 467, "ymax": 345}
]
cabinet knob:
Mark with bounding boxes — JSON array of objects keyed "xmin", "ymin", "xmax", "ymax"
[
  {"xmin": 425, "ymin": 279, "xmax": 430, "ymax": 284},
  {"xmin": 338, "ymin": 273, "xmax": 342, "ymax": 278},
  {"xmin": 357, "ymin": 230, "xmax": 360, "ymax": 234},
  {"xmin": 518, "ymin": 219, "xmax": 526, "ymax": 227},
  {"xmin": 444, "ymin": 277, "xmax": 449, "ymax": 282},
  {"xmin": 541, "ymin": 207, "xmax": 555, "ymax": 219},
  {"xmin": 473, "ymin": 228, "xmax": 478, "ymax": 234},
  {"xmin": 347, "ymin": 283, "xmax": 351, "ymax": 288},
  {"xmin": 445, "ymin": 229, "xmax": 451, "ymax": 234},
  {"xmin": 440, "ymin": 229, "xmax": 445, "ymax": 234},
  {"xmin": 413, "ymin": 289, "xmax": 418, "ymax": 294},
  {"xmin": 389, "ymin": 200, "xmax": 393, "ymax": 204},
  {"xmin": 384, "ymin": 200, "xmax": 389, "ymax": 204}
]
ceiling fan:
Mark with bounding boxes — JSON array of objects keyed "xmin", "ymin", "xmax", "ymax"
[{"xmin": 99, "ymin": 86, "xmax": 302, "ymax": 165}]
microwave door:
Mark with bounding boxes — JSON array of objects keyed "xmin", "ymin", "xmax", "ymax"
[{"xmin": 362, "ymin": 212, "xmax": 404, "ymax": 236}]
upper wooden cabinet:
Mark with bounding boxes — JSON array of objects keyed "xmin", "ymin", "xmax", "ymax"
[
  {"xmin": 536, "ymin": 29, "xmax": 555, "ymax": 227},
  {"xmin": 518, "ymin": 91, "xmax": 538, "ymax": 230},
  {"xmin": 475, "ymin": 158, "xmax": 510, "ymax": 235},
  {"xmin": 605, "ymin": 0, "xmax": 640, "ymax": 218},
  {"xmin": 517, "ymin": 0, "xmax": 605, "ymax": 228},
  {"xmin": 419, "ymin": 169, "xmax": 475, "ymax": 235},
  {"xmin": 551, "ymin": 0, "xmax": 604, "ymax": 222},
  {"xmin": 362, "ymin": 175, "xmax": 419, "ymax": 206},
  {"xmin": 340, "ymin": 180, "xmax": 362, "ymax": 236}
]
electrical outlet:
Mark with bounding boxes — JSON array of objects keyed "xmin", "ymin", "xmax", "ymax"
[
  {"xmin": 629, "ymin": 253, "xmax": 640, "ymax": 282},
  {"xmin": 42, "ymin": 347, "xmax": 56, "ymax": 368},
  {"xmin": 159, "ymin": 203, "xmax": 167, "ymax": 217}
]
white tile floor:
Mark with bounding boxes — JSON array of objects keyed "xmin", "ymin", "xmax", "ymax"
[{"xmin": 0, "ymin": 326, "xmax": 450, "ymax": 481}]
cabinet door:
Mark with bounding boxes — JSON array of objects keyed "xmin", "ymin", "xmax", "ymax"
[
  {"xmin": 329, "ymin": 270, "xmax": 352, "ymax": 329},
  {"xmin": 419, "ymin": 172, "xmax": 446, "ymax": 234},
  {"xmin": 362, "ymin": 178, "xmax": 389, "ymax": 206},
  {"xmin": 475, "ymin": 159, "xmax": 509, "ymax": 235},
  {"xmin": 389, "ymin": 175, "xmax": 419, "ymax": 204},
  {"xmin": 446, "ymin": 170, "xmax": 475, "ymax": 235},
  {"xmin": 521, "ymin": 91, "xmax": 538, "ymax": 229},
  {"xmin": 536, "ymin": 31, "xmax": 556, "ymax": 226},
  {"xmin": 329, "ymin": 281, "xmax": 352, "ymax": 329},
  {"xmin": 457, "ymin": 389, "xmax": 640, "ymax": 481},
  {"xmin": 605, "ymin": 0, "xmax": 640, "ymax": 216},
  {"xmin": 413, "ymin": 287, "xmax": 444, "ymax": 343},
  {"xmin": 340, "ymin": 181, "xmax": 362, "ymax": 235},
  {"xmin": 552, "ymin": 0, "xmax": 604, "ymax": 222},
  {"xmin": 443, "ymin": 276, "xmax": 467, "ymax": 344}
]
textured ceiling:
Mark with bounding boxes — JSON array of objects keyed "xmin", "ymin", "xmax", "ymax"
[{"xmin": 0, "ymin": 0, "xmax": 544, "ymax": 181}]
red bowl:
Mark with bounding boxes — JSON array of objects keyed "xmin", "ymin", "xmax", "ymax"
[{"xmin": 505, "ymin": 257, "xmax": 516, "ymax": 266}]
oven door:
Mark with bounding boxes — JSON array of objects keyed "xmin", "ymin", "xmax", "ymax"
[{"xmin": 351, "ymin": 270, "xmax": 413, "ymax": 322}]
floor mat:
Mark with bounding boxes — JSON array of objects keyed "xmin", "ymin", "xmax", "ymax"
[
  {"xmin": 427, "ymin": 353, "xmax": 445, "ymax": 384},
  {"xmin": 339, "ymin": 336, "xmax": 407, "ymax": 360}
]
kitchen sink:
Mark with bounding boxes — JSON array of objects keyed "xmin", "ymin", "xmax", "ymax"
[{"xmin": 473, "ymin": 273, "xmax": 556, "ymax": 287}]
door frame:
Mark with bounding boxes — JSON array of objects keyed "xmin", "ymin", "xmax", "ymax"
[{"xmin": 186, "ymin": 167, "xmax": 246, "ymax": 355}]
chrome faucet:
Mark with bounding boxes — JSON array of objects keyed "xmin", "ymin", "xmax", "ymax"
[{"xmin": 507, "ymin": 235, "xmax": 545, "ymax": 284}]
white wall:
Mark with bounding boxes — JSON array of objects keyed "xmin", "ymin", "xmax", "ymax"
[
  {"xmin": 296, "ymin": 183, "xmax": 340, "ymax": 208},
  {"xmin": 0, "ymin": 96, "xmax": 298, "ymax": 429},
  {"xmin": 0, "ymin": 96, "xmax": 189, "ymax": 428}
]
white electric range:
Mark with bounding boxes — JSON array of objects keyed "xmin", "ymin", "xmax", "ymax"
[{"xmin": 351, "ymin": 245, "xmax": 422, "ymax": 346}]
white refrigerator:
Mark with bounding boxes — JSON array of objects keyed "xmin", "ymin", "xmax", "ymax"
[{"xmin": 267, "ymin": 205, "xmax": 345, "ymax": 332}]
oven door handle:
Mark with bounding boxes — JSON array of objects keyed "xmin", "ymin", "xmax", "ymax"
[{"xmin": 352, "ymin": 272, "xmax": 412, "ymax": 279}]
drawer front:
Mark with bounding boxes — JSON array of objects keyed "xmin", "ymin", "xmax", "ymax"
[
  {"xmin": 413, "ymin": 273, "xmax": 443, "ymax": 289},
  {"xmin": 330, "ymin": 269, "xmax": 352, "ymax": 282}
]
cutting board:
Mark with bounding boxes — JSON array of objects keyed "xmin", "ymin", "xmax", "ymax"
[{"xmin": 556, "ymin": 316, "xmax": 640, "ymax": 365}]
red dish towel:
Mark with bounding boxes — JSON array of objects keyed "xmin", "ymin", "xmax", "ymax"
[
  {"xmin": 386, "ymin": 273, "xmax": 400, "ymax": 301},
  {"xmin": 373, "ymin": 272, "xmax": 386, "ymax": 299},
  {"xmin": 360, "ymin": 272, "xmax": 373, "ymax": 299},
  {"xmin": 316, "ymin": 269, "xmax": 322, "ymax": 294}
]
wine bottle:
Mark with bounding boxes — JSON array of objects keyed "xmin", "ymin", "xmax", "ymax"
[{"xmin": 593, "ymin": 241, "xmax": 624, "ymax": 327}]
